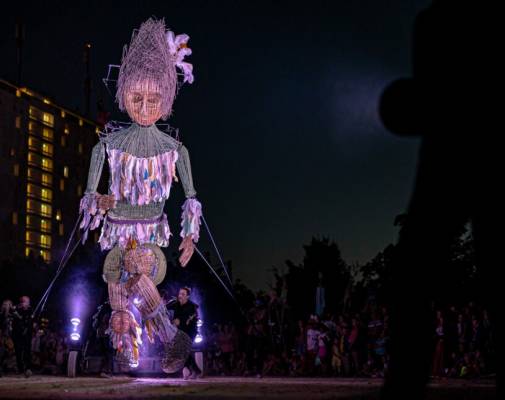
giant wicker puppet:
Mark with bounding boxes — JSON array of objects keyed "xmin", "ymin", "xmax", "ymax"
[{"xmin": 79, "ymin": 18, "xmax": 201, "ymax": 372}]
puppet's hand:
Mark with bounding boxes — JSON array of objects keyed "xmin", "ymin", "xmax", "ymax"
[
  {"xmin": 178, "ymin": 235, "xmax": 194, "ymax": 267},
  {"xmin": 97, "ymin": 194, "xmax": 116, "ymax": 213}
]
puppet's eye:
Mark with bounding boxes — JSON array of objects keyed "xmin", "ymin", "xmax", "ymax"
[
  {"xmin": 147, "ymin": 95, "xmax": 161, "ymax": 104},
  {"xmin": 132, "ymin": 94, "xmax": 143, "ymax": 103}
]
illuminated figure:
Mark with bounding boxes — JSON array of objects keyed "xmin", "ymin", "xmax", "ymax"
[{"xmin": 79, "ymin": 18, "xmax": 201, "ymax": 372}]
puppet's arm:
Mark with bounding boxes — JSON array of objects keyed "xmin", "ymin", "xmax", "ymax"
[
  {"xmin": 79, "ymin": 140, "xmax": 115, "ymax": 243},
  {"xmin": 176, "ymin": 144, "xmax": 202, "ymax": 241},
  {"xmin": 176, "ymin": 144, "xmax": 202, "ymax": 266}
]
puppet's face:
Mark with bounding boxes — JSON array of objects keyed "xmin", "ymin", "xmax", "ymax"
[{"xmin": 124, "ymin": 78, "xmax": 165, "ymax": 126}]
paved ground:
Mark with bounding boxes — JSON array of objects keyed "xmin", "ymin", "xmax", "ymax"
[{"xmin": 0, "ymin": 375, "xmax": 497, "ymax": 399}]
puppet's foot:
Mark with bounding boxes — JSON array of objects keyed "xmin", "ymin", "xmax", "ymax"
[{"xmin": 161, "ymin": 329, "xmax": 193, "ymax": 374}]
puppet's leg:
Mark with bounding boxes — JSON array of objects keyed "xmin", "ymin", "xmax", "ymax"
[
  {"xmin": 107, "ymin": 282, "xmax": 142, "ymax": 367},
  {"xmin": 125, "ymin": 274, "xmax": 176, "ymax": 342},
  {"xmin": 103, "ymin": 247, "xmax": 142, "ymax": 368},
  {"xmin": 123, "ymin": 244, "xmax": 193, "ymax": 373}
]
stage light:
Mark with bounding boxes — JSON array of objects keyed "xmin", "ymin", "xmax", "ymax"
[
  {"xmin": 70, "ymin": 317, "xmax": 81, "ymax": 341},
  {"xmin": 196, "ymin": 318, "xmax": 203, "ymax": 328},
  {"xmin": 194, "ymin": 333, "xmax": 203, "ymax": 344}
]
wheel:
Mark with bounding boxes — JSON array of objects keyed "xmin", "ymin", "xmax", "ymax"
[{"xmin": 67, "ymin": 350, "xmax": 79, "ymax": 378}]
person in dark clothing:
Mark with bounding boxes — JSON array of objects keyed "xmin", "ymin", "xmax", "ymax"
[
  {"xmin": 92, "ymin": 301, "xmax": 113, "ymax": 378},
  {"xmin": 166, "ymin": 287, "xmax": 200, "ymax": 379},
  {"xmin": 379, "ymin": 1, "xmax": 501, "ymax": 398},
  {"xmin": 245, "ymin": 299, "xmax": 268, "ymax": 378},
  {"xmin": 11, "ymin": 296, "xmax": 33, "ymax": 377},
  {"xmin": 0, "ymin": 299, "xmax": 15, "ymax": 377}
]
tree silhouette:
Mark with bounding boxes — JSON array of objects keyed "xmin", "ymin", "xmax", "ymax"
[{"xmin": 282, "ymin": 236, "xmax": 349, "ymax": 319}]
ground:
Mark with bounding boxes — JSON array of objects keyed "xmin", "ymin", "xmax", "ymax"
[{"xmin": 0, "ymin": 375, "xmax": 497, "ymax": 399}]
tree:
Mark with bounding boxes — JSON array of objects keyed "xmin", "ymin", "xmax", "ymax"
[{"xmin": 282, "ymin": 236, "xmax": 349, "ymax": 319}]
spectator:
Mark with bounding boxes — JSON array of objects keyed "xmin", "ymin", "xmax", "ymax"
[
  {"xmin": 11, "ymin": 296, "xmax": 33, "ymax": 377},
  {"xmin": 432, "ymin": 315, "xmax": 445, "ymax": 377}
]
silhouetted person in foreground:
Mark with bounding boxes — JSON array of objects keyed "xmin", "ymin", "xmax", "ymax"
[
  {"xmin": 12, "ymin": 296, "xmax": 33, "ymax": 377},
  {"xmin": 92, "ymin": 301, "xmax": 113, "ymax": 378},
  {"xmin": 379, "ymin": 1, "xmax": 501, "ymax": 399}
]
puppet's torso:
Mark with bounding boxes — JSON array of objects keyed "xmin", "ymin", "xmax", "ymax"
[{"xmin": 80, "ymin": 123, "xmax": 201, "ymax": 250}]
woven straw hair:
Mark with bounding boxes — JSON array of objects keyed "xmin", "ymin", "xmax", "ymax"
[{"xmin": 116, "ymin": 18, "xmax": 177, "ymax": 120}]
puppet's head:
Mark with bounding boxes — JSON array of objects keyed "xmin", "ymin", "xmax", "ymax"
[{"xmin": 116, "ymin": 18, "xmax": 193, "ymax": 125}]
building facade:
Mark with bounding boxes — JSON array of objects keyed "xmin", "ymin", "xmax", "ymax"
[{"xmin": 0, "ymin": 79, "xmax": 101, "ymax": 264}]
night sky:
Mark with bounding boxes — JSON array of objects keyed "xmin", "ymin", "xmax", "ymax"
[{"xmin": 1, "ymin": 0, "xmax": 429, "ymax": 290}]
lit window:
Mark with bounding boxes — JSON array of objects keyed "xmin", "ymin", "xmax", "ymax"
[
  {"xmin": 41, "ymin": 249, "xmax": 51, "ymax": 262},
  {"xmin": 61, "ymin": 110, "xmax": 66, "ymax": 118},
  {"xmin": 29, "ymin": 106, "xmax": 54, "ymax": 127},
  {"xmin": 60, "ymin": 179, "xmax": 65, "ymax": 191},
  {"xmin": 26, "ymin": 216, "xmax": 50, "ymax": 233},
  {"xmin": 10, "ymin": 148, "xmax": 16, "ymax": 156},
  {"xmin": 41, "ymin": 188, "xmax": 52, "ymax": 201},
  {"xmin": 25, "ymin": 231, "xmax": 52, "ymax": 249},
  {"xmin": 41, "ymin": 219, "xmax": 51, "ymax": 233},
  {"xmin": 43, "ymin": 98, "xmax": 50, "ymax": 105},
  {"xmin": 40, "ymin": 234, "xmax": 51, "ymax": 248},
  {"xmin": 24, "ymin": 247, "xmax": 51, "ymax": 262},
  {"xmin": 42, "ymin": 113, "xmax": 54, "ymax": 127},
  {"xmin": 12, "ymin": 212, "xmax": 18, "ymax": 225},
  {"xmin": 56, "ymin": 210, "xmax": 61, "ymax": 221},
  {"xmin": 13, "ymin": 164, "xmax": 19, "ymax": 176},
  {"xmin": 43, "ymin": 128, "xmax": 54, "ymax": 141},
  {"xmin": 61, "ymin": 136, "xmax": 66, "ymax": 147},
  {"xmin": 16, "ymin": 89, "xmax": 21, "ymax": 97},
  {"xmin": 41, "ymin": 157, "xmax": 53, "ymax": 172},
  {"xmin": 59, "ymin": 224, "xmax": 64, "ymax": 236},
  {"xmin": 63, "ymin": 166, "xmax": 69, "ymax": 178},
  {"xmin": 77, "ymin": 184, "xmax": 83, "ymax": 196},
  {"xmin": 78, "ymin": 143, "xmax": 83, "ymax": 154},
  {"xmin": 27, "ymin": 168, "xmax": 53, "ymax": 186},
  {"xmin": 15, "ymin": 116, "xmax": 21, "ymax": 129},
  {"xmin": 64, "ymin": 124, "xmax": 70, "ymax": 135},
  {"xmin": 27, "ymin": 184, "xmax": 52, "ymax": 202},
  {"xmin": 27, "ymin": 168, "xmax": 52, "ymax": 186},
  {"xmin": 40, "ymin": 203, "xmax": 52, "ymax": 217},
  {"xmin": 28, "ymin": 136, "xmax": 53, "ymax": 156},
  {"xmin": 42, "ymin": 173, "xmax": 52, "ymax": 186},
  {"xmin": 28, "ymin": 152, "xmax": 53, "ymax": 172},
  {"xmin": 79, "ymin": 119, "xmax": 83, "ymax": 127},
  {"xmin": 42, "ymin": 142, "xmax": 53, "ymax": 156}
]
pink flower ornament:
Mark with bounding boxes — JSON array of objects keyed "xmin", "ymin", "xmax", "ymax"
[{"xmin": 166, "ymin": 31, "xmax": 194, "ymax": 84}]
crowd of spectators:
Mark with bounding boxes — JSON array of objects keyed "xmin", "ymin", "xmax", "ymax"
[
  {"xmin": 0, "ymin": 298, "xmax": 70, "ymax": 377},
  {"xmin": 1, "ymin": 293, "xmax": 494, "ymax": 380},
  {"xmin": 202, "ymin": 294, "xmax": 495, "ymax": 380}
]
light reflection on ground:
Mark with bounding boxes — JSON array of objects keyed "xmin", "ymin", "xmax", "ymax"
[{"xmin": 0, "ymin": 375, "xmax": 496, "ymax": 399}]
